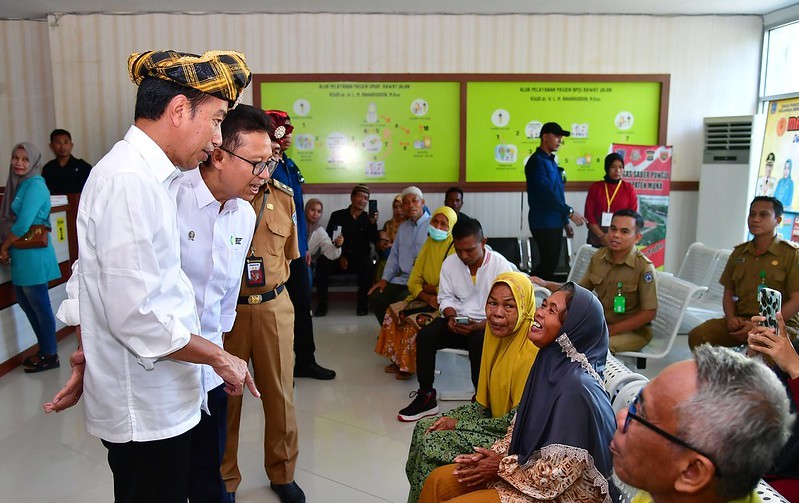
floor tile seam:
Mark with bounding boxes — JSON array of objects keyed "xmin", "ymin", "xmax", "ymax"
[{"xmin": 296, "ymin": 467, "xmax": 398, "ymax": 503}]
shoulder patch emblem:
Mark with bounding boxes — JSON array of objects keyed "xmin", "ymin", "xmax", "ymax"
[
  {"xmin": 292, "ymin": 211, "xmax": 297, "ymax": 226},
  {"xmin": 271, "ymin": 179, "xmax": 294, "ymax": 196},
  {"xmin": 643, "ymin": 271, "xmax": 654, "ymax": 283}
]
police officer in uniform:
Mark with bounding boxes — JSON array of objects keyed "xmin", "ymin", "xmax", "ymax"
[
  {"xmin": 689, "ymin": 196, "xmax": 799, "ymax": 349},
  {"xmin": 533, "ymin": 209, "xmax": 658, "ymax": 353},
  {"xmin": 222, "ymin": 139, "xmax": 305, "ymax": 503}
]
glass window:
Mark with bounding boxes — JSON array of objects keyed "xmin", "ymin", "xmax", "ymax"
[{"xmin": 763, "ymin": 21, "xmax": 799, "ymax": 98}]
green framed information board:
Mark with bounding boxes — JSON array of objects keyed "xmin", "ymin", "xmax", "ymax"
[
  {"xmin": 254, "ymin": 74, "xmax": 668, "ymax": 189},
  {"xmin": 258, "ymin": 80, "xmax": 460, "ymax": 184},
  {"xmin": 465, "ymin": 81, "xmax": 663, "ymax": 182}
]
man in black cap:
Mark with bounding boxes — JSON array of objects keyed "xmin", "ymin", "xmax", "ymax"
[{"xmin": 525, "ymin": 121, "xmax": 586, "ymax": 280}]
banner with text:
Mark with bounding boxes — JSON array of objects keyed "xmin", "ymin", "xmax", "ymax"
[
  {"xmin": 612, "ymin": 143, "xmax": 673, "ymax": 269},
  {"xmin": 756, "ymin": 97, "xmax": 799, "ymax": 213}
]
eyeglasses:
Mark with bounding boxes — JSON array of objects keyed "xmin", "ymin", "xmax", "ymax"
[
  {"xmin": 220, "ymin": 147, "xmax": 278, "ymax": 177},
  {"xmin": 624, "ymin": 388, "xmax": 722, "ymax": 477}
]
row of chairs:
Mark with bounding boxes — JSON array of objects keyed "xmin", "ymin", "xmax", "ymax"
[
  {"xmin": 604, "ymin": 355, "xmax": 788, "ymax": 503},
  {"xmin": 674, "ymin": 242, "xmax": 732, "ymax": 333},
  {"xmin": 486, "ymin": 236, "xmax": 571, "ymax": 282}
]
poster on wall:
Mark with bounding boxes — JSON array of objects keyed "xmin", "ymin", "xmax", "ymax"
[
  {"xmin": 467, "ymin": 81, "xmax": 663, "ymax": 182},
  {"xmin": 612, "ymin": 143, "xmax": 673, "ymax": 269},
  {"xmin": 258, "ymin": 81, "xmax": 460, "ymax": 184},
  {"xmin": 756, "ymin": 97, "xmax": 799, "ymax": 213}
]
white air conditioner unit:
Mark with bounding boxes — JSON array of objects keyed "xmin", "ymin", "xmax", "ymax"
[{"xmin": 696, "ymin": 115, "xmax": 762, "ymax": 249}]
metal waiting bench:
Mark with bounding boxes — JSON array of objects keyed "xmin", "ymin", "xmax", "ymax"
[
  {"xmin": 616, "ymin": 273, "xmax": 707, "ymax": 369},
  {"xmin": 680, "ymin": 249, "xmax": 731, "ymax": 334}
]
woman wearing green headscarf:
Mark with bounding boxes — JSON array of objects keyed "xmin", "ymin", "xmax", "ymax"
[
  {"xmin": 376, "ymin": 206, "xmax": 458, "ymax": 379},
  {"xmin": 404, "ymin": 272, "xmax": 539, "ymax": 503}
]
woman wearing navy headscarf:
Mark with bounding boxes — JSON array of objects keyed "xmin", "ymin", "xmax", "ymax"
[
  {"xmin": 774, "ymin": 159, "xmax": 794, "ymax": 209},
  {"xmin": 419, "ymin": 283, "xmax": 616, "ymax": 503}
]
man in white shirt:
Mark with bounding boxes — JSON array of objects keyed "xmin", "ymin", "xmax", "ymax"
[
  {"xmin": 177, "ymin": 104, "xmax": 274, "ymax": 502},
  {"xmin": 44, "ymin": 50, "xmax": 259, "ymax": 502},
  {"xmin": 398, "ymin": 218, "xmax": 512, "ymax": 422}
]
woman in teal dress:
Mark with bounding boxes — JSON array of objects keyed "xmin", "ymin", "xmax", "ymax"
[
  {"xmin": 404, "ymin": 272, "xmax": 539, "ymax": 503},
  {"xmin": 0, "ymin": 142, "xmax": 62, "ymax": 372}
]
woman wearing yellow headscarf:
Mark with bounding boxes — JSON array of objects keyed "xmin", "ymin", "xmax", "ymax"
[
  {"xmin": 376, "ymin": 206, "xmax": 458, "ymax": 379},
  {"xmin": 404, "ymin": 272, "xmax": 539, "ymax": 503}
]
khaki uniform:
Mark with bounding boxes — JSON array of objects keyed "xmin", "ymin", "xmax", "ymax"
[
  {"xmin": 578, "ymin": 247, "xmax": 658, "ymax": 353},
  {"xmin": 689, "ymin": 236, "xmax": 799, "ymax": 349},
  {"xmin": 222, "ymin": 180, "xmax": 300, "ymax": 491}
]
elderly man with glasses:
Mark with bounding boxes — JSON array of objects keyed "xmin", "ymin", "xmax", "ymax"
[{"xmin": 611, "ymin": 345, "xmax": 794, "ymax": 503}]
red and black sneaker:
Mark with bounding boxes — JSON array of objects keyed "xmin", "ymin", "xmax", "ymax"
[{"xmin": 397, "ymin": 389, "xmax": 439, "ymax": 422}]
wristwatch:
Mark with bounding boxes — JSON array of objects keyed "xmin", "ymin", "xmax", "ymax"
[{"xmin": 568, "ymin": 206, "xmax": 574, "ymax": 217}]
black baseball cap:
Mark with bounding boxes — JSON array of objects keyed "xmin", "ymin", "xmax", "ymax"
[{"xmin": 540, "ymin": 122, "xmax": 570, "ymax": 137}]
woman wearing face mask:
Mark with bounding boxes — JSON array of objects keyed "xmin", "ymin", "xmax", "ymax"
[
  {"xmin": 375, "ymin": 206, "xmax": 457, "ymax": 380},
  {"xmin": 584, "ymin": 153, "xmax": 638, "ymax": 248},
  {"xmin": 0, "ymin": 143, "xmax": 62, "ymax": 372}
]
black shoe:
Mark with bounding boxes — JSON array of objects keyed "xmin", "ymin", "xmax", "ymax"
[
  {"xmin": 22, "ymin": 351, "xmax": 44, "ymax": 367},
  {"xmin": 294, "ymin": 362, "xmax": 336, "ymax": 380},
  {"xmin": 356, "ymin": 305, "xmax": 369, "ymax": 316},
  {"xmin": 314, "ymin": 303, "xmax": 328, "ymax": 317},
  {"xmin": 397, "ymin": 389, "xmax": 439, "ymax": 422},
  {"xmin": 270, "ymin": 481, "xmax": 306, "ymax": 503},
  {"xmin": 24, "ymin": 353, "xmax": 59, "ymax": 373}
]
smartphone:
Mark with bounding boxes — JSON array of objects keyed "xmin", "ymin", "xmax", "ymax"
[
  {"xmin": 331, "ymin": 225, "xmax": 342, "ymax": 240},
  {"xmin": 369, "ymin": 199, "xmax": 378, "ymax": 216},
  {"xmin": 454, "ymin": 316, "xmax": 470, "ymax": 325},
  {"xmin": 759, "ymin": 287, "xmax": 783, "ymax": 336}
]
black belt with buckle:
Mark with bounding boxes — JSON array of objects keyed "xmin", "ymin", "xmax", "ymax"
[{"xmin": 238, "ymin": 284, "xmax": 285, "ymax": 305}]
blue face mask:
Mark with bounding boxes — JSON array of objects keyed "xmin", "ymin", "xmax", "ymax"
[{"xmin": 428, "ymin": 225, "xmax": 448, "ymax": 242}]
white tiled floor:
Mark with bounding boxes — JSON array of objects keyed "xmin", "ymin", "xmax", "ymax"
[{"xmin": 0, "ymin": 301, "xmax": 693, "ymax": 502}]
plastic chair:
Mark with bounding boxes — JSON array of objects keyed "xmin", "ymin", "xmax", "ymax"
[
  {"xmin": 487, "ymin": 237, "xmax": 524, "ymax": 272},
  {"xmin": 680, "ymin": 249, "xmax": 732, "ymax": 333},
  {"xmin": 566, "ymin": 244, "xmax": 598, "ymax": 283},
  {"xmin": 676, "ymin": 242, "xmax": 721, "ymax": 288},
  {"xmin": 616, "ymin": 274, "xmax": 707, "ymax": 369},
  {"xmin": 435, "ymin": 348, "xmax": 474, "ymax": 401},
  {"xmin": 754, "ymin": 480, "xmax": 790, "ymax": 502},
  {"xmin": 612, "ymin": 379, "xmax": 648, "ymax": 414}
]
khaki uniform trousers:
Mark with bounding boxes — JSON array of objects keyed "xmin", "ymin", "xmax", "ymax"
[
  {"xmin": 221, "ymin": 290, "xmax": 298, "ymax": 491},
  {"xmin": 609, "ymin": 328, "xmax": 652, "ymax": 354},
  {"xmin": 418, "ymin": 464, "xmax": 501, "ymax": 503},
  {"xmin": 688, "ymin": 317, "xmax": 743, "ymax": 350}
]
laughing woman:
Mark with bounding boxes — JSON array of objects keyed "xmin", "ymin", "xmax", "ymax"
[{"xmin": 0, "ymin": 143, "xmax": 62, "ymax": 373}]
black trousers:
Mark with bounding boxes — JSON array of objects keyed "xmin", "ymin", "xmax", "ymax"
[
  {"xmin": 189, "ymin": 384, "xmax": 228, "ymax": 503},
  {"xmin": 531, "ymin": 227, "xmax": 563, "ymax": 281},
  {"xmin": 368, "ymin": 283, "xmax": 409, "ymax": 325},
  {"xmin": 103, "ymin": 426, "xmax": 193, "ymax": 503},
  {"xmin": 315, "ymin": 254, "xmax": 373, "ymax": 310},
  {"xmin": 286, "ymin": 257, "xmax": 316, "ymax": 367},
  {"xmin": 415, "ymin": 317, "xmax": 485, "ymax": 391}
]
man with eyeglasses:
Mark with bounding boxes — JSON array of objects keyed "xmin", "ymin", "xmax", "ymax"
[
  {"xmin": 267, "ymin": 110, "xmax": 336, "ymax": 381},
  {"xmin": 611, "ymin": 345, "xmax": 794, "ymax": 503},
  {"xmin": 221, "ymin": 125, "xmax": 306, "ymax": 503}
]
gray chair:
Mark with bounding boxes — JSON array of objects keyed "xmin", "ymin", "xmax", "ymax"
[
  {"xmin": 617, "ymin": 274, "xmax": 707, "ymax": 369},
  {"xmin": 676, "ymin": 242, "xmax": 721, "ymax": 287},
  {"xmin": 680, "ymin": 249, "xmax": 731, "ymax": 333},
  {"xmin": 566, "ymin": 244, "xmax": 598, "ymax": 283}
]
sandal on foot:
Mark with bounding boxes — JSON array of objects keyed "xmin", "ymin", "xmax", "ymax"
[
  {"xmin": 395, "ymin": 371, "xmax": 414, "ymax": 380},
  {"xmin": 24, "ymin": 354, "xmax": 60, "ymax": 373},
  {"xmin": 384, "ymin": 363, "xmax": 400, "ymax": 374}
]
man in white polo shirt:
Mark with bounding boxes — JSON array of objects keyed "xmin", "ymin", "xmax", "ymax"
[{"xmin": 398, "ymin": 218, "xmax": 512, "ymax": 422}]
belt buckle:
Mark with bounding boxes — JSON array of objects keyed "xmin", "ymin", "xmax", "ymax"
[{"xmin": 248, "ymin": 294, "xmax": 262, "ymax": 305}]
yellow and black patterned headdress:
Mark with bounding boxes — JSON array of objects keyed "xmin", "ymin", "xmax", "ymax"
[{"xmin": 128, "ymin": 50, "xmax": 252, "ymax": 108}]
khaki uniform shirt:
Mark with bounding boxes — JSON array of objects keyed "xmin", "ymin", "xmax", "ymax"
[
  {"xmin": 578, "ymin": 247, "xmax": 658, "ymax": 334},
  {"xmin": 239, "ymin": 179, "xmax": 300, "ymax": 296},
  {"xmin": 721, "ymin": 235, "xmax": 799, "ymax": 324}
]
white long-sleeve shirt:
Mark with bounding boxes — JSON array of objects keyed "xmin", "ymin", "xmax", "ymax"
[
  {"xmin": 437, "ymin": 249, "xmax": 512, "ymax": 321},
  {"xmin": 308, "ymin": 226, "xmax": 341, "ymax": 261},
  {"xmin": 76, "ymin": 125, "xmax": 202, "ymax": 443},
  {"xmin": 176, "ymin": 169, "xmax": 254, "ymax": 409}
]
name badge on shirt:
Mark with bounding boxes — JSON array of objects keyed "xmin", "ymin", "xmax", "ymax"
[
  {"xmin": 245, "ymin": 256, "xmax": 266, "ymax": 287},
  {"xmin": 601, "ymin": 212, "xmax": 614, "ymax": 227}
]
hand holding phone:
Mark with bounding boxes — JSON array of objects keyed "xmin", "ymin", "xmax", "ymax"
[
  {"xmin": 759, "ymin": 287, "xmax": 783, "ymax": 337},
  {"xmin": 369, "ymin": 199, "xmax": 378, "ymax": 216},
  {"xmin": 454, "ymin": 316, "xmax": 470, "ymax": 325}
]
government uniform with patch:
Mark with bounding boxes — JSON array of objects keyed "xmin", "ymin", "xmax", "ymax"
[
  {"xmin": 688, "ymin": 236, "xmax": 799, "ymax": 349},
  {"xmin": 222, "ymin": 179, "xmax": 301, "ymax": 493},
  {"xmin": 578, "ymin": 246, "xmax": 658, "ymax": 353}
]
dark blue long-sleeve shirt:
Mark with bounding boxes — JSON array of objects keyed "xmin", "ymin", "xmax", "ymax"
[
  {"xmin": 272, "ymin": 154, "xmax": 308, "ymax": 256},
  {"xmin": 525, "ymin": 147, "xmax": 571, "ymax": 230}
]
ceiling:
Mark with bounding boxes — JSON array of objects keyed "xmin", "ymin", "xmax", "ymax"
[{"xmin": 1, "ymin": 0, "xmax": 797, "ymax": 20}]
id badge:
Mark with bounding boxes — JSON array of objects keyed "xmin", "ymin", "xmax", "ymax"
[
  {"xmin": 245, "ymin": 256, "xmax": 266, "ymax": 287},
  {"xmin": 601, "ymin": 212, "xmax": 614, "ymax": 227},
  {"xmin": 613, "ymin": 293, "xmax": 626, "ymax": 314}
]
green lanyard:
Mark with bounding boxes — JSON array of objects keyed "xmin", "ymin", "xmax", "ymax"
[{"xmin": 613, "ymin": 282, "xmax": 626, "ymax": 313}]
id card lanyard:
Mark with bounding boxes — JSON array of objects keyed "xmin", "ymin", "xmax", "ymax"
[
  {"xmin": 244, "ymin": 190, "xmax": 269, "ymax": 288},
  {"xmin": 604, "ymin": 181, "xmax": 622, "ymax": 212},
  {"xmin": 613, "ymin": 282, "xmax": 626, "ymax": 313}
]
